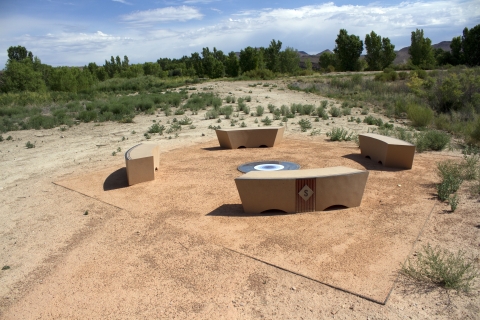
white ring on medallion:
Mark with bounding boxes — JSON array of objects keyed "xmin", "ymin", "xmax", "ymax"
[{"xmin": 253, "ymin": 164, "xmax": 285, "ymax": 171}]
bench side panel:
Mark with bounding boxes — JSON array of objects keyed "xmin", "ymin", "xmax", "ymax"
[
  {"xmin": 385, "ymin": 144, "xmax": 415, "ymax": 169},
  {"xmin": 235, "ymin": 178, "xmax": 295, "ymax": 213},
  {"xmin": 359, "ymin": 135, "xmax": 388, "ymax": 165},
  {"xmin": 126, "ymin": 156, "xmax": 155, "ymax": 185},
  {"xmin": 315, "ymin": 171, "xmax": 369, "ymax": 211}
]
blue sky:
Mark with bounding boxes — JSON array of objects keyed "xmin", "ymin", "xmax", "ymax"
[{"xmin": 0, "ymin": 0, "xmax": 479, "ymax": 67}]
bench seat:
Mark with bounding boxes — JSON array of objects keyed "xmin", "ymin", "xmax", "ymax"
[
  {"xmin": 235, "ymin": 166, "xmax": 369, "ymax": 214},
  {"xmin": 359, "ymin": 133, "xmax": 415, "ymax": 169},
  {"xmin": 125, "ymin": 143, "xmax": 160, "ymax": 185},
  {"xmin": 215, "ymin": 127, "xmax": 284, "ymax": 149}
]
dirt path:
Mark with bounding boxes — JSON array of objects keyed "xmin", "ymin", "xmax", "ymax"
[{"xmin": 0, "ymin": 80, "xmax": 479, "ymax": 319}]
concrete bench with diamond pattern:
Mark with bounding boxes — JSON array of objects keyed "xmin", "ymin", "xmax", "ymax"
[
  {"xmin": 359, "ymin": 133, "xmax": 415, "ymax": 169},
  {"xmin": 215, "ymin": 127, "xmax": 284, "ymax": 149},
  {"xmin": 125, "ymin": 143, "xmax": 160, "ymax": 186},
  {"xmin": 235, "ymin": 166, "xmax": 369, "ymax": 214}
]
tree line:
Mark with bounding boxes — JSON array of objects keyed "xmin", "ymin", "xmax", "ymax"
[{"xmin": 0, "ymin": 24, "xmax": 479, "ymax": 94}]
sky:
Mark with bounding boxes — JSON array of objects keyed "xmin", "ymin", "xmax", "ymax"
[{"xmin": 0, "ymin": 0, "xmax": 479, "ymax": 67}]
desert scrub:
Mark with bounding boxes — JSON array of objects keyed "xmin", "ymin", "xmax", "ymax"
[
  {"xmin": 204, "ymin": 109, "xmax": 219, "ymax": 119},
  {"xmin": 436, "ymin": 160, "xmax": 464, "ymax": 201},
  {"xmin": 415, "ymin": 130, "xmax": 450, "ymax": 152},
  {"xmin": 407, "ymin": 103, "xmax": 433, "ymax": 128},
  {"xmin": 329, "ymin": 106, "xmax": 341, "ymax": 117},
  {"xmin": 177, "ymin": 116, "xmax": 192, "ymax": 125},
  {"xmin": 298, "ymin": 118, "xmax": 312, "ymax": 132},
  {"xmin": 148, "ymin": 123, "xmax": 165, "ymax": 135},
  {"xmin": 219, "ymin": 105, "xmax": 233, "ymax": 119},
  {"xmin": 326, "ymin": 127, "xmax": 355, "ymax": 141},
  {"xmin": 261, "ymin": 116, "xmax": 272, "ymax": 126},
  {"xmin": 449, "ymin": 194, "xmax": 459, "ymax": 212},
  {"xmin": 25, "ymin": 141, "xmax": 35, "ymax": 149},
  {"xmin": 401, "ymin": 244, "xmax": 478, "ymax": 292},
  {"xmin": 256, "ymin": 106, "xmax": 264, "ymax": 117}
]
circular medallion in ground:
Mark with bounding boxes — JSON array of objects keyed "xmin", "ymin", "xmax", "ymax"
[{"xmin": 237, "ymin": 160, "xmax": 300, "ymax": 173}]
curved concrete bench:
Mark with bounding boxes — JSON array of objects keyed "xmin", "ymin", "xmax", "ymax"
[
  {"xmin": 215, "ymin": 127, "xmax": 284, "ymax": 149},
  {"xmin": 125, "ymin": 143, "xmax": 160, "ymax": 185},
  {"xmin": 359, "ymin": 133, "xmax": 415, "ymax": 169},
  {"xmin": 235, "ymin": 166, "xmax": 368, "ymax": 214}
]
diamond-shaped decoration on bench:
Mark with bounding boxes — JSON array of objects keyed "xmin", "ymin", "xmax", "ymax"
[{"xmin": 298, "ymin": 185, "xmax": 314, "ymax": 201}]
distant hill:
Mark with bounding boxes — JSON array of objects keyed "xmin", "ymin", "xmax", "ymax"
[
  {"xmin": 297, "ymin": 41, "xmax": 452, "ymax": 68},
  {"xmin": 392, "ymin": 41, "xmax": 451, "ymax": 65}
]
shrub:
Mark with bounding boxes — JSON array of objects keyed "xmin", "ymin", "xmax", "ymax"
[
  {"xmin": 256, "ymin": 106, "xmax": 264, "ymax": 116},
  {"xmin": 301, "ymin": 104, "xmax": 314, "ymax": 115},
  {"xmin": 416, "ymin": 130, "xmax": 450, "ymax": 152},
  {"xmin": 261, "ymin": 116, "xmax": 272, "ymax": 126},
  {"xmin": 298, "ymin": 118, "xmax": 312, "ymax": 132},
  {"xmin": 148, "ymin": 123, "xmax": 165, "ymax": 134},
  {"xmin": 326, "ymin": 127, "xmax": 355, "ymax": 141},
  {"xmin": 436, "ymin": 160, "xmax": 464, "ymax": 201},
  {"xmin": 407, "ymin": 103, "xmax": 433, "ymax": 128},
  {"xmin": 178, "ymin": 116, "xmax": 192, "ymax": 125},
  {"xmin": 267, "ymin": 104, "xmax": 276, "ymax": 113},
  {"xmin": 401, "ymin": 244, "xmax": 477, "ymax": 291},
  {"xmin": 449, "ymin": 194, "xmax": 459, "ymax": 212},
  {"xmin": 219, "ymin": 105, "xmax": 233, "ymax": 119},
  {"xmin": 204, "ymin": 109, "xmax": 219, "ymax": 119},
  {"xmin": 329, "ymin": 106, "xmax": 341, "ymax": 117},
  {"xmin": 25, "ymin": 141, "xmax": 35, "ymax": 149}
]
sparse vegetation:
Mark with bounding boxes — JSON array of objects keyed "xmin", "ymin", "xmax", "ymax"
[
  {"xmin": 298, "ymin": 118, "xmax": 312, "ymax": 132},
  {"xmin": 401, "ymin": 244, "xmax": 478, "ymax": 292},
  {"xmin": 326, "ymin": 127, "xmax": 355, "ymax": 141}
]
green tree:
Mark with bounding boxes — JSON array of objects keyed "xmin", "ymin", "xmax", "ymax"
[
  {"xmin": 279, "ymin": 47, "xmax": 300, "ymax": 74},
  {"xmin": 319, "ymin": 51, "xmax": 337, "ymax": 71},
  {"xmin": 143, "ymin": 62, "xmax": 164, "ymax": 77},
  {"xmin": 1, "ymin": 59, "xmax": 46, "ymax": 92},
  {"xmin": 462, "ymin": 24, "xmax": 480, "ymax": 66},
  {"xmin": 364, "ymin": 31, "xmax": 382, "ymax": 70},
  {"xmin": 408, "ymin": 29, "xmax": 435, "ymax": 69},
  {"xmin": 7, "ymin": 45, "xmax": 33, "ymax": 62},
  {"xmin": 333, "ymin": 29, "xmax": 363, "ymax": 71},
  {"xmin": 239, "ymin": 46, "xmax": 258, "ymax": 73},
  {"xmin": 225, "ymin": 51, "xmax": 239, "ymax": 77},
  {"xmin": 450, "ymin": 36, "xmax": 464, "ymax": 65},
  {"xmin": 265, "ymin": 39, "xmax": 282, "ymax": 72},
  {"xmin": 381, "ymin": 37, "xmax": 396, "ymax": 69}
]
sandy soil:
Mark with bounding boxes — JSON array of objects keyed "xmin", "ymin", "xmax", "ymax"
[{"xmin": 0, "ymin": 79, "xmax": 479, "ymax": 319}]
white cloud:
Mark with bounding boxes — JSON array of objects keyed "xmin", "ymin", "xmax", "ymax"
[
  {"xmin": 121, "ymin": 6, "xmax": 203, "ymax": 26},
  {"xmin": 112, "ymin": 0, "xmax": 132, "ymax": 5},
  {"xmin": 1, "ymin": 0, "xmax": 479, "ymax": 66}
]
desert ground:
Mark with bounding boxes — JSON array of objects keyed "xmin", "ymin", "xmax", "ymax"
[{"xmin": 0, "ymin": 79, "xmax": 479, "ymax": 319}]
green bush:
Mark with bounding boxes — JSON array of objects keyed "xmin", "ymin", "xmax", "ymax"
[
  {"xmin": 219, "ymin": 105, "xmax": 233, "ymax": 119},
  {"xmin": 326, "ymin": 127, "xmax": 355, "ymax": 141},
  {"xmin": 407, "ymin": 104, "xmax": 433, "ymax": 128},
  {"xmin": 298, "ymin": 118, "xmax": 312, "ymax": 132},
  {"xmin": 329, "ymin": 106, "xmax": 341, "ymax": 117},
  {"xmin": 436, "ymin": 160, "xmax": 464, "ymax": 201},
  {"xmin": 25, "ymin": 141, "xmax": 35, "ymax": 149},
  {"xmin": 401, "ymin": 244, "xmax": 477, "ymax": 292},
  {"xmin": 178, "ymin": 116, "xmax": 192, "ymax": 125},
  {"xmin": 261, "ymin": 116, "xmax": 272, "ymax": 126},
  {"xmin": 148, "ymin": 123, "xmax": 165, "ymax": 134},
  {"xmin": 256, "ymin": 106, "xmax": 264, "ymax": 116},
  {"xmin": 416, "ymin": 130, "xmax": 450, "ymax": 152},
  {"xmin": 205, "ymin": 109, "xmax": 219, "ymax": 119}
]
